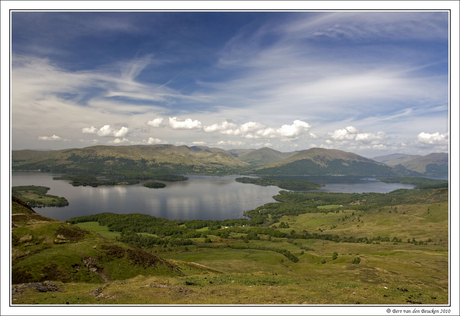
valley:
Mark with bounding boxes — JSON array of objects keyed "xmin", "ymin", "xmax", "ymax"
[{"xmin": 10, "ymin": 145, "xmax": 450, "ymax": 305}]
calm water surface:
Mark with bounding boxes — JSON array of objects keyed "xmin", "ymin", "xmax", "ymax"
[{"xmin": 12, "ymin": 172, "xmax": 416, "ymax": 221}]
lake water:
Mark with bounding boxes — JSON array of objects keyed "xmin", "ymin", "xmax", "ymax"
[{"xmin": 11, "ymin": 172, "xmax": 416, "ymax": 222}]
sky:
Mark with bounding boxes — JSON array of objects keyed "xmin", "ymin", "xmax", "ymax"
[{"xmin": 10, "ymin": 10, "xmax": 451, "ymax": 157}]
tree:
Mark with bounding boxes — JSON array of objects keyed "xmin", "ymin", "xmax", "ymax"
[{"xmin": 332, "ymin": 252, "xmax": 338, "ymax": 260}]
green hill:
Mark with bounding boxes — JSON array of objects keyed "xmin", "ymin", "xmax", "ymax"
[
  {"xmin": 372, "ymin": 153, "xmax": 422, "ymax": 165},
  {"xmin": 255, "ymin": 148, "xmax": 420, "ymax": 177},
  {"xmin": 396, "ymin": 153, "xmax": 448, "ymax": 177},
  {"xmin": 237, "ymin": 147, "xmax": 297, "ymax": 166},
  {"xmin": 12, "ymin": 144, "xmax": 250, "ymax": 176},
  {"xmin": 12, "ymin": 196, "xmax": 183, "ymax": 285},
  {"xmin": 226, "ymin": 148, "xmax": 256, "ymax": 157}
]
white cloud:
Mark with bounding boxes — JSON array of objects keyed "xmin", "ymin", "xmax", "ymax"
[
  {"xmin": 86, "ymin": 125, "xmax": 130, "ymax": 138},
  {"xmin": 147, "ymin": 137, "xmax": 163, "ymax": 144},
  {"xmin": 276, "ymin": 120, "xmax": 311, "ymax": 138},
  {"xmin": 238, "ymin": 122, "xmax": 266, "ymax": 134},
  {"xmin": 255, "ymin": 128, "xmax": 277, "ymax": 138},
  {"xmin": 206, "ymin": 120, "xmax": 313, "ymax": 141},
  {"xmin": 192, "ymin": 141, "xmax": 207, "ymax": 146},
  {"xmin": 146, "ymin": 117, "xmax": 164, "ymax": 127},
  {"xmin": 354, "ymin": 131, "xmax": 386, "ymax": 143},
  {"xmin": 97, "ymin": 125, "xmax": 113, "ymax": 137},
  {"xmin": 169, "ymin": 117, "xmax": 202, "ymax": 130},
  {"xmin": 217, "ymin": 140, "xmax": 246, "ymax": 147},
  {"xmin": 329, "ymin": 126, "xmax": 386, "ymax": 143},
  {"xmin": 108, "ymin": 138, "xmax": 129, "ymax": 144},
  {"xmin": 82, "ymin": 126, "xmax": 97, "ymax": 134},
  {"xmin": 113, "ymin": 126, "xmax": 129, "ymax": 138},
  {"xmin": 330, "ymin": 127, "xmax": 357, "ymax": 141},
  {"xmin": 38, "ymin": 135, "xmax": 68, "ymax": 141},
  {"xmin": 417, "ymin": 132, "xmax": 448, "ymax": 144},
  {"xmin": 203, "ymin": 120, "xmax": 237, "ymax": 133}
]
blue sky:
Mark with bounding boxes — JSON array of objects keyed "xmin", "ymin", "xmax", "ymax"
[{"xmin": 11, "ymin": 10, "xmax": 450, "ymax": 157}]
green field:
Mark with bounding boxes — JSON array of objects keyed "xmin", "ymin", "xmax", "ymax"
[{"xmin": 74, "ymin": 222, "xmax": 121, "ymax": 239}]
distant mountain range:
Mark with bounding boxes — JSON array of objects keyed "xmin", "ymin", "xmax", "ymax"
[
  {"xmin": 255, "ymin": 148, "xmax": 418, "ymax": 177},
  {"xmin": 12, "ymin": 145, "xmax": 448, "ymax": 178},
  {"xmin": 237, "ymin": 147, "xmax": 298, "ymax": 167},
  {"xmin": 373, "ymin": 153, "xmax": 448, "ymax": 178}
]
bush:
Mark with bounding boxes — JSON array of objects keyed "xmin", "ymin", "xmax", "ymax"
[
  {"xmin": 332, "ymin": 252, "xmax": 338, "ymax": 260},
  {"xmin": 321, "ymin": 258, "xmax": 326, "ymax": 264},
  {"xmin": 352, "ymin": 257, "xmax": 361, "ymax": 264}
]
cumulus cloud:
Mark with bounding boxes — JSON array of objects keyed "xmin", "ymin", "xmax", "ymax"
[
  {"xmin": 82, "ymin": 126, "xmax": 97, "ymax": 134},
  {"xmin": 97, "ymin": 125, "xmax": 113, "ymax": 137},
  {"xmin": 417, "ymin": 132, "xmax": 448, "ymax": 144},
  {"xmin": 276, "ymin": 120, "xmax": 311, "ymax": 138},
  {"xmin": 38, "ymin": 135, "xmax": 68, "ymax": 141},
  {"xmin": 355, "ymin": 131, "xmax": 386, "ymax": 143},
  {"xmin": 329, "ymin": 126, "xmax": 386, "ymax": 143},
  {"xmin": 147, "ymin": 137, "xmax": 164, "ymax": 144},
  {"xmin": 217, "ymin": 140, "xmax": 246, "ymax": 147},
  {"xmin": 169, "ymin": 117, "xmax": 202, "ymax": 130},
  {"xmin": 146, "ymin": 117, "xmax": 164, "ymax": 127},
  {"xmin": 192, "ymin": 141, "xmax": 207, "ymax": 146},
  {"xmin": 331, "ymin": 126, "xmax": 360, "ymax": 140},
  {"xmin": 108, "ymin": 138, "xmax": 129, "ymax": 144},
  {"xmin": 83, "ymin": 125, "xmax": 129, "ymax": 137},
  {"xmin": 207, "ymin": 119, "xmax": 313, "ymax": 141},
  {"xmin": 113, "ymin": 126, "xmax": 129, "ymax": 138},
  {"xmin": 203, "ymin": 119, "xmax": 237, "ymax": 133}
]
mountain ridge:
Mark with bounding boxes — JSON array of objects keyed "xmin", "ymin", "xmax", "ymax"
[
  {"xmin": 12, "ymin": 145, "xmax": 448, "ymax": 177},
  {"xmin": 237, "ymin": 147, "xmax": 297, "ymax": 166},
  {"xmin": 255, "ymin": 148, "xmax": 421, "ymax": 177}
]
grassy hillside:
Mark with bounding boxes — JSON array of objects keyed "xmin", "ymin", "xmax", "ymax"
[
  {"xmin": 397, "ymin": 153, "xmax": 448, "ymax": 177},
  {"xmin": 256, "ymin": 148, "xmax": 419, "ymax": 177},
  {"xmin": 237, "ymin": 147, "xmax": 297, "ymax": 166},
  {"xmin": 373, "ymin": 154, "xmax": 422, "ymax": 165},
  {"xmin": 12, "ymin": 196, "xmax": 184, "ymax": 286},
  {"xmin": 226, "ymin": 148, "xmax": 256, "ymax": 157},
  {"xmin": 12, "ymin": 144, "xmax": 250, "ymax": 175}
]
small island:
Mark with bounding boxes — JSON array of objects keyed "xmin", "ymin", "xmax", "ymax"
[
  {"xmin": 53, "ymin": 175, "xmax": 140, "ymax": 187},
  {"xmin": 143, "ymin": 181, "xmax": 166, "ymax": 189},
  {"xmin": 12, "ymin": 185, "xmax": 69, "ymax": 207},
  {"xmin": 235, "ymin": 177, "xmax": 322, "ymax": 190}
]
